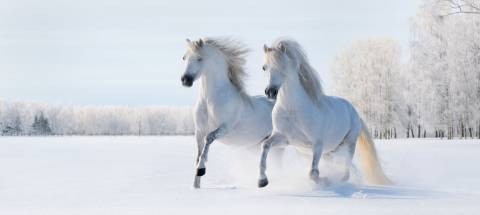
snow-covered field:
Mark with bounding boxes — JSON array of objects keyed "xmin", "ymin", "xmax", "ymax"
[{"xmin": 1, "ymin": 136, "xmax": 479, "ymax": 215}]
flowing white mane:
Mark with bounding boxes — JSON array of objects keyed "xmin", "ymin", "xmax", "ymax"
[
  {"xmin": 271, "ymin": 38, "xmax": 325, "ymax": 106},
  {"xmin": 189, "ymin": 37, "xmax": 250, "ymax": 96}
]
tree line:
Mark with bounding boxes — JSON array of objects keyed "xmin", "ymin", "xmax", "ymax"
[{"xmin": 0, "ymin": 101, "xmax": 194, "ymax": 136}]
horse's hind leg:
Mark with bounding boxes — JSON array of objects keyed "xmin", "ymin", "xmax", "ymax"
[
  {"xmin": 339, "ymin": 142, "xmax": 355, "ymax": 182},
  {"xmin": 339, "ymin": 134, "xmax": 358, "ymax": 182},
  {"xmin": 310, "ymin": 141, "xmax": 329, "ymax": 185}
]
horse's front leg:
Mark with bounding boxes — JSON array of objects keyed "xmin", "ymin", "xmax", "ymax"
[
  {"xmin": 258, "ymin": 133, "xmax": 286, "ymax": 188},
  {"xmin": 193, "ymin": 131, "xmax": 206, "ymax": 188},
  {"xmin": 196, "ymin": 125, "xmax": 227, "ymax": 177},
  {"xmin": 195, "ymin": 132, "xmax": 206, "ymax": 165}
]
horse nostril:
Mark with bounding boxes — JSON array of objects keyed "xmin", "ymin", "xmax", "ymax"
[
  {"xmin": 181, "ymin": 75, "xmax": 194, "ymax": 87},
  {"xmin": 265, "ymin": 88, "xmax": 277, "ymax": 99}
]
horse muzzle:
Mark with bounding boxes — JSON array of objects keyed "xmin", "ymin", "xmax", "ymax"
[
  {"xmin": 181, "ymin": 75, "xmax": 194, "ymax": 87},
  {"xmin": 265, "ymin": 87, "xmax": 278, "ymax": 99}
]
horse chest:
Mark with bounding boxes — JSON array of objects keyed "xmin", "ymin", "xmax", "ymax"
[
  {"xmin": 273, "ymin": 106, "xmax": 310, "ymax": 143},
  {"xmin": 203, "ymin": 99, "xmax": 241, "ymax": 126}
]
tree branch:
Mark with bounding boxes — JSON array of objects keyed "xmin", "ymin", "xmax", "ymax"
[{"xmin": 438, "ymin": 0, "xmax": 480, "ymax": 17}]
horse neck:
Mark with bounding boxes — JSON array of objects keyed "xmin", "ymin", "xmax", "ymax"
[
  {"xmin": 199, "ymin": 62, "xmax": 242, "ymax": 101},
  {"xmin": 279, "ymin": 69, "xmax": 311, "ymax": 105}
]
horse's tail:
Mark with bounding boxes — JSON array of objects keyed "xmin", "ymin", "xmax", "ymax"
[{"xmin": 357, "ymin": 119, "xmax": 392, "ymax": 185}]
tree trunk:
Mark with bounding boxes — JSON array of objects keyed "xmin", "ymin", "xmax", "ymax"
[
  {"xmin": 478, "ymin": 122, "xmax": 480, "ymax": 139},
  {"xmin": 451, "ymin": 126, "xmax": 454, "ymax": 139},
  {"xmin": 417, "ymin": 125, "xmax": 421, "ymax": 138},
  {"xmin": 448, "ymin": 127, "xmax": 451, "ymax": 139}
]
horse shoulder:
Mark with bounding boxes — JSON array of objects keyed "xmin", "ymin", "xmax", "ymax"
[
  {"xmin": 271, "ymin": 103, "xmax": 294, "ymax": 132},
  {"xmin": 202, "ymin": 94, "xmax": 246, "ymax": 133}
]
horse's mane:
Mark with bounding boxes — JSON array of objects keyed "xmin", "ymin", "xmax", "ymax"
[
  {"xmin": 271, "ymin": 38, "xmax": 325, "ymax": 106},
  {"xmin": 189, "ymin": 37, "xmax": 250, "ymax": 98}
]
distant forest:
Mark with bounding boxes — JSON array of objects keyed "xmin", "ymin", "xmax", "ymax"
[{"xmin": 0, "ymin": 101, "xmax": 193, "ymax": 136}]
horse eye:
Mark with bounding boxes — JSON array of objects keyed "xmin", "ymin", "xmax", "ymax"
[
  {"xmin": 262, "ymin": 66, "xmax": 266, "ymax": 71},
  {"xmin": 198, "ymin": 58, "xmax": 203, "ymax": 62},
  {"xmin": 182, "ymin": 56, "xmax": 186, "ymax": 61}
]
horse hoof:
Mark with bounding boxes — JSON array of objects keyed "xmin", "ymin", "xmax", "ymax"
[
  {"xmin": 258, "ymin": 178, "xmax": 269, "ymax": 188},
  {"xmin": 341, "ymin": 173, "xmax": 350, "ymax": 182},
  {"xmin": 193, "ymin": 176, "xmax": 201, "ymax": 189},
  {"xmin": 314, "ymin": 177, "xmax": 330, "ymax": 186},
  {"xmin": 196, "ymin": 168, "xmax": 206, "ymax": 176}
]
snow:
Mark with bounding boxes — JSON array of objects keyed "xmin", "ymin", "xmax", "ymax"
[{"xmin": 1, "ymin": 136, "xmax": 479, "ymax": 214}]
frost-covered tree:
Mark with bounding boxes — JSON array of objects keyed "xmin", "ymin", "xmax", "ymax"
[
  {"xmin": 409, "ymin": 0, "xmax": 480, "ymax": 138},
  {"xmin": 1, "ymin": 103, "xmax": 24, "ymax": 135},
  {"xmin": 31, "ymin": 112, "xmax": 52, "ymax": 135},
  {"xmin": 2, "ymin": 115, "xmax": 22, "ymax": 136},
  {"xmin": 331, "ymin": 38, "xmax": 404, "ymax": 138}
]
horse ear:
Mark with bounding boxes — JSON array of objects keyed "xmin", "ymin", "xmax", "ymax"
[
  {"xmin": 196, "ymin": 39, "xmax": 204, "ymax": 48},
  {"xmin": 186, "ymin": 38, "xmax": 191, "ymax": 43},
  {"xmin": 278, "ymin": 43, "xmax": 287, "ymax": 53}
]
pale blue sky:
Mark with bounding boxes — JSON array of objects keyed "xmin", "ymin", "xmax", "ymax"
[{"xmin": 0, "ymin": 0, "xmax": 421, "ymax": 106}]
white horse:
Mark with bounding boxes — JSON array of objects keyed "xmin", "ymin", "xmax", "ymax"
[
  {"xmin": 181, "ymin": 38, "xmax": 274, "ymax": 188},
  {"xmin": 258, "ymin": 38, "xmax": 391, "ymax": 188}
]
